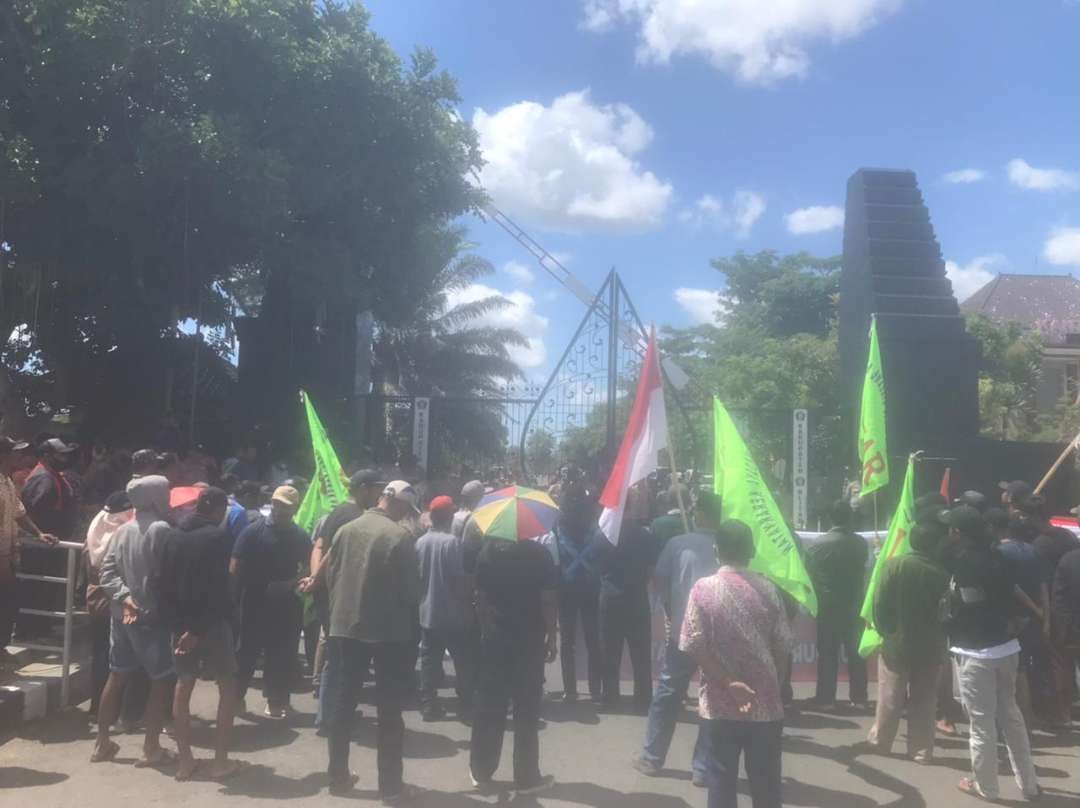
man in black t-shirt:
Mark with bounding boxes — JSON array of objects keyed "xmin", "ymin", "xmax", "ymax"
[
  {"xmin": 231, "ymin": 486, "xmax": 311, "ymax": 719},
  {"xmin": 470, "ymin": 536, "xmax": 558, "ymax": 796}
]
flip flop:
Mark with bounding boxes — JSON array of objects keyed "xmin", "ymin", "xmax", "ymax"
[
  {"xmin": 90, "ymin": 740, "xmax": 120, "ymax": 763},
  {"xmin": 957, "ymin": 778, "xmax": 996, "ymax": 802},
  {"xmin": 134, "ymin": 748, "xmax": 177, "ymax": 768}
]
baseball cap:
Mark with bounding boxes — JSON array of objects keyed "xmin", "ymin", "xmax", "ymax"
[
  {"xmin": 383, "ymin": 480, "xmax": 419, "ymax": 510},
  {"xmin": 40, "ymin": 437, "xmax": 78, "ymax": 454},
  {"xmin": 999, "ymin": 480, "xmax": 1033, "ymax": 503},
  {"xmin": 271, "ymin": 485, "xmax": 300, "ymax": 507},
  {"xmin": 103, "ymin": 491, "xmax": 132, "ymax": 514},
  {"xmin": 461, "ymin": 480, "xmax": 485, "ymax": 499},
  {"xmin": 939, "ymin": 504, "xmax": 985, "ymax": 536},
  {"xmin": 953, "ymin": 490, "xmax": 988, "ymax": 513},
  {"xmin": 429, "ymin": 495, "xmax": 455, "ymax": 514},
  {"xmin": 196, "ymin": 486, "xmax": 229, "ymax": 512},
  {"xmin": 0, "ymin": 436, "xmax": 29, "ymax": 455},
  {"xmin": 349, "ymin": 468, "xmax": 385, "ymax": 490}
]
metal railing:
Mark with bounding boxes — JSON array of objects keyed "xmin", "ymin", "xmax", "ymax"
[{"xmin": 14, "ymin": 540, "xmax": 86, "ymax": 707}]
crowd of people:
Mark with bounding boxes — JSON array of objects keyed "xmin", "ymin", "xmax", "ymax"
[{"xmin": 2, "ymin": 435, "xmax": 1079, "ymax": 807}]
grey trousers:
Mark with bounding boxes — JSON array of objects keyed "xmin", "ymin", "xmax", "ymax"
[
  {"xmin": 955, "ymin": 652, "xmax": 1039, "ymax": 800},
  {"xmin": 867, "ymin": 656, "xmax": 940, "ymax": 759}
]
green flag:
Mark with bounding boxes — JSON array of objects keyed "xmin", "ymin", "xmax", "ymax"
[
  {"xmin": 858, "ymin": 315, "xmax": 889, "ymax": 496},
  {"xmin": 296, "ymin": 390, "xmax": 349, "ymax": 533},
  {"xmin": 713, "ymin": 398, "xmax": 818, "ymax": 616},
  {"xmin": 858, "ymin": 455, "xmax": 916, "ymax": 657}
]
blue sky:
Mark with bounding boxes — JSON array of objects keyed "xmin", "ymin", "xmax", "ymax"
[{"xmin": 363, "ymin": 0, "xmax": 1080, "ymax": 378}]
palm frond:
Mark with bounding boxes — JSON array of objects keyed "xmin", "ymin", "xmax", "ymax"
[{"xmin": 437, "ymin": 295, "xmax": 513, "ymax": 330}]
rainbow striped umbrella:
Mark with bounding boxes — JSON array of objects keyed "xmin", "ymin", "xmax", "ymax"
[{"xmin": 471, "ymin": 485, "xmax": 559, "ymax": 541}]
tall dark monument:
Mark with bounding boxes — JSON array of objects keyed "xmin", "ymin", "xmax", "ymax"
[{"xmin": 840, "ymin": 168, "xmax": 981, "ymax": 462}]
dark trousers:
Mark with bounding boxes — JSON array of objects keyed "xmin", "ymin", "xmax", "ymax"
[
  {"xmin": 327, "ymin": 638, "xmax": 410, "ymax": 796},
  {"xmin": 0, "ymin": 562, "xmax": 17, "ymax": 649},
  {"xmin": 706, "ymin": 719, "xmax": 783, "ymax": 808},
  {"xmin": 599, "ymin": 590, "xmax": 652, "ymax": 707},
  {"xmin": 470, "ymin": 635, "xmax": 544, "ymax": 789},
  {"xmin": 559, "ymin": 586, "xmax": 601, "ymax": 698},
  {"xmin": 419, "ymin": 626, "xmax": 476, "ymax": 716},
  {"xmin": 237, "ymin": 599, "xmax": 301, "ymax": 707},
  {"xmin": 815, "ymin": 605, "xmax": 867, "ymax": 703}
]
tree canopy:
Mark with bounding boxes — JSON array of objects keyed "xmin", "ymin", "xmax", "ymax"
[{"xmin": 0, "ymin": 0, "xmax": 484, "ymax": 444}]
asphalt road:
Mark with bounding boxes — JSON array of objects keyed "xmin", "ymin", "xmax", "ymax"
[{"xmin": 2, "ymin": 667, "xmax": 1079, "ymax": 807}]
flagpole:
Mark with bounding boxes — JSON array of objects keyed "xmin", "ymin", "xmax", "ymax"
[
  {"xmin": 1033, "ymin": 430, "xmax": 1080, "ymax": 496},
  {"xmin": 665, "ymin": 441, "xmax": 691, "ymax": 534},
  {"xmin": 873, "ymin": 491, "xmax": 880, "ymax": 546}
]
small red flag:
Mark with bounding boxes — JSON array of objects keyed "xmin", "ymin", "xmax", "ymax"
[{"xmin": 939, "ymin": 467, "xmax": 951, "ymax": 501}]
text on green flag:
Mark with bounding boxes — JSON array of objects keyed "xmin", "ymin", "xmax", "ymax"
[
  {"xmin": 858, "ymin": 315, "xmax": 889, "ymax": 496},
  {"xmin": 296, "ymin": 390, "xmax": 349, "ymax": 533},
  {"xmin": 713, "ymin": 398, "xmax": 818, "ymax": 616}
]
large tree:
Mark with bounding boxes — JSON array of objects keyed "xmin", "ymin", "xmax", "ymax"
[{"xmin": 0, "ymin": 0, "xmax": 482, "ymax": 443}]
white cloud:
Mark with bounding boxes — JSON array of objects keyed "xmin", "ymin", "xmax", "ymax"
[
  {"xmin": 503, "ymin": 260, "xmax": 535, "ymax": 284},
  {"xmin": 1007, "ymin": 158, "xmax": 1079, "ymax": 191},
  {"xmin": 674, "ymin": 287, "xmax": 727, "ymax": 325},
  {"xmin": 445, "ymin": 283, "xmax": 550, "ymax": 368},
  {"xmin": 785, "ymin": 205, "xmax": 844, "ymax": 235},
  {"xmin": 679, "ymin": 190, "xmax": 766, "ymax": 237},
  {"xmin": 945, "ymin": 254, "xmax": 1005, "ymax": 302},
  {"xmin": 473, "ymin": 90, "xmax": 673, "ymax": 233},
  {"xmin": 581, "ymin": 0, "xmax": 901, "ymax": 84},
  {"xmin": 1044, "ymin": 228, "xmax": 1080, "ymax": 267},
  {"xmin": 942, "ymin": 168, "xmax": 985, "ymax": 184}
]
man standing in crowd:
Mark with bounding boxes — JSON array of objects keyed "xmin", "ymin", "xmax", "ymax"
[
  {"xmin": 453, "ymin": 480, "xmax": 485, "ymax": 540},
  {"xmin": 311, "ymin": 469, "xmax": 385, "ymax": 731},
  {"xmin": 594, "ymin": 484, "xmax": 657, "ymax": 713},
  {"xmin": 1051, "ymin": 540, "xmax": 1080, "ymax": 724},
  {"xmin": 416, "ymin": 495, "xmax": 476, "ymax": 722},
  {"xmin": 161, "ymin": 487, "xmax": 242, "ymax": 782},
  {"xmin": 805, "ymin": 499, "xmax": 869, "ymax": 711},
  {"xmin": 0, "ymin": 437, "xmax": 57, "ymax": 665},
  {"xmin": 469, "ymin": 528, "xmax": 559, "ymax": 796},
  {"xmin": 321, "ymin": 481, "xmax": 420, "ymax": 801},
  {"xmin": 651, "ymin": 485, "xmax": 688, "ymax": 550},
  {"xmin": 634, "ymin": 492, "xmax": 721, "ymax": 786},
  {"xmin": 92, "ymin": 475, "xmax": 175, "ymax": 767},
  {"xmin": 943, "ymin": 505, "xmax": 1040, "ymax": 801},
  {"xmin": 552, "ymin": 486, "xmax": 602, "ymax": 702},
  {"xmin": 232, "ymin": 485, "xmax": 310, "ymax": 720},
  {"xmin": 681, "ymin": 519, "xmax": 793, "ymax": 808},
  {"xmin": 866, "ymin": 522, "xmax": 949, "ymax": 762}
]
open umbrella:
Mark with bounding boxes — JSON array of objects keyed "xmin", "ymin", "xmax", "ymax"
[{"xmin": 471, "ymin": 485, "xmax": 559, "ymax": 541}]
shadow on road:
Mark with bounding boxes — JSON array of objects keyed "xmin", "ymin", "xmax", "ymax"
[{"xmin": 0, "ymin": 766, "xmax": 68, "ymax": 788}]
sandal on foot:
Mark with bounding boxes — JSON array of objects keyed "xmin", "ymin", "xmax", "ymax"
[
  {"xmin": 90, "ymin": 740, "xmax": 120, "ymax": 763},
  {"xmin": 135, "ymin": 748, "xmax": 177, "ymax": 768},
  {"xmin": 210, "ymin": 760, "xmax": 244, "ymax": 781},
  {"xmin": 957, "ymin": 778, "xmax": 996, "ymax": 802},
  {"xmin": 175, "ymin": 760, "xmax": 200, "ymax": 782}
]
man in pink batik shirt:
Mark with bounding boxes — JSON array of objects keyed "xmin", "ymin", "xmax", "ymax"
[{"xmin": 680, "ymin": 519, "xmax": 793, "ymax": 808}]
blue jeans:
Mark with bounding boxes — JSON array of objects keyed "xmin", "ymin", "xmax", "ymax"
[
  {"xmin": 641, "ymin": 637, "xmax": 710, "ymax": 778},
  {"xmin": 316, "ymin": 635, "xmax": 345, "ymax": 729}
]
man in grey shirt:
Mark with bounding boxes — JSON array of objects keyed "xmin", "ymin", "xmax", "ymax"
[
  {"xmin": 92, "ymin": 475, "xmax": 175, "ymax": 767},
  {"xmin": 416, "ymin": 495, "xmax": 476, "ymax": 722},
  {"xmin": 633, "ymin": 491, "xmax": 721, "ymax": 786},
  {"xmin": 452, "ymin": 480, "xmax": 485, "ymax": 540}
]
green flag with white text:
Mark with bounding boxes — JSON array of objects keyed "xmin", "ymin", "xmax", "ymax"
[
  {"xmin": 296, "ymin": 390, "xmax": 349, "ymax": 533},
  {"xmin": 858, "ymin": 315, "xmax": 889, "ymax": 496},
  {"xmin": 858, "ymin": 455, "xmax": 916, "ymax": 658},
  {"xmin": 713, "ymin": 398, "xmax": 818, "ymax": 616}
]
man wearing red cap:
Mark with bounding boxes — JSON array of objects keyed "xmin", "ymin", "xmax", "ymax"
[{"xmin": 415, "ymin": 495, "xmax": 476, "ymax": 722}]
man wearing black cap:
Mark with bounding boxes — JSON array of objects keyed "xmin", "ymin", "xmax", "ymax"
[
  {"xmin": 0, "ymin": 437, "xmax": 56, "ymax": 663},
  {"xmin": 942, "ymin": 505, "xmax": 1040, "ymax": 801},
  {"xmin": 161, "ymin": 487, "xmax": 241, "ymax": 781}
]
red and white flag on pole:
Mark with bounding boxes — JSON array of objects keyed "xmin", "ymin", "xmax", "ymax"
[{"xmin": 598, "ymin": 327, "xmax": 669, "ymax": 544}]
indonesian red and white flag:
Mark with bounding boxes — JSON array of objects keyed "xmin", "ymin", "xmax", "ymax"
[{"xmin": 598, "ymin": 327, "xmax": 669, "ymax": 544}]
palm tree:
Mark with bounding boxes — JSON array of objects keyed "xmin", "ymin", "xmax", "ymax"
[{"xmin": 371, "ymin": 227, "xmax": 529, "ymax": 468}]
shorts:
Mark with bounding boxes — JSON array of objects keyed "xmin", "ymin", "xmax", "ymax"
[
  {"xmin": 173, "ymin": 621, "xmax": 238, "ymax": 680},
  {"xmin": 110, "ymin": 618, "xmax": 175, "ymax": 680}
]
